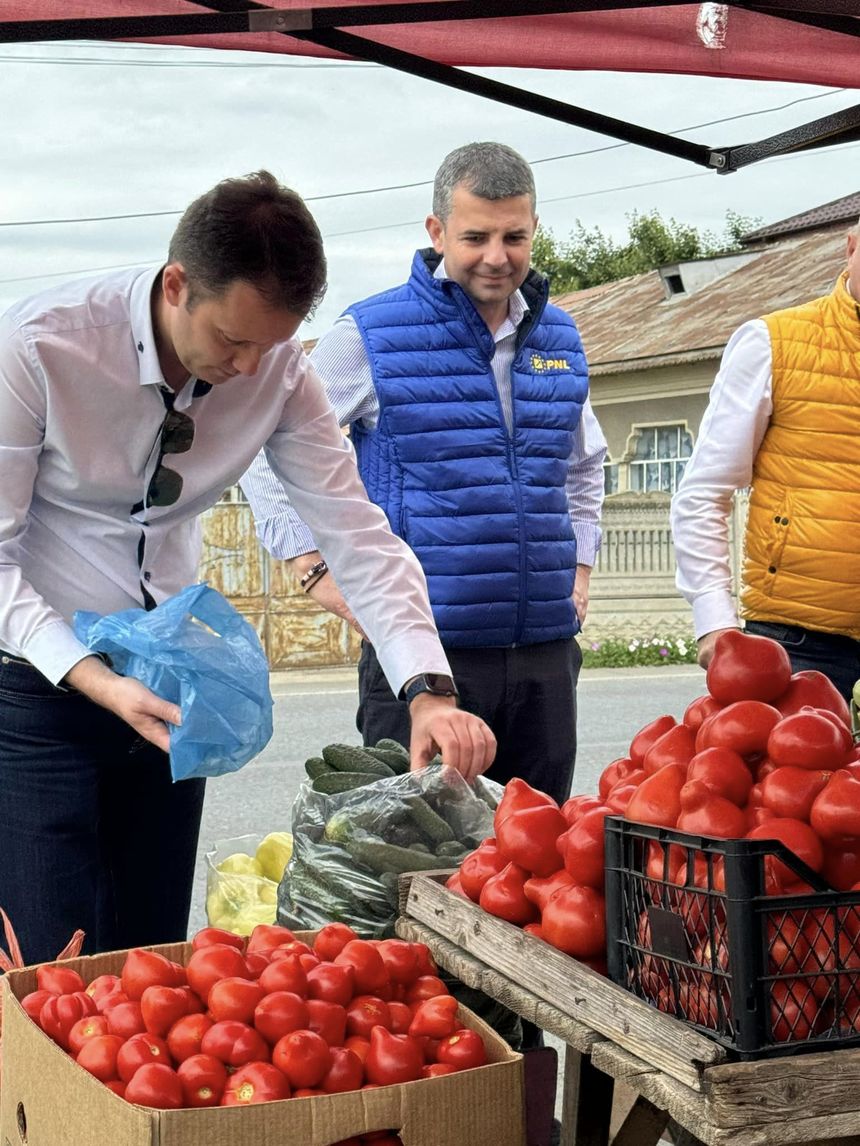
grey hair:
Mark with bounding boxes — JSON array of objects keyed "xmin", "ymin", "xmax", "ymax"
[{"xmin": 432, "ymin": 142, "xmax": 536, "ymax": 222}]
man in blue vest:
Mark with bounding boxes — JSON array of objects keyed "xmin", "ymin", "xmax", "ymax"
[{"xmin": 244, "ymin": 142, "xmax": 606, "ymax": 805}]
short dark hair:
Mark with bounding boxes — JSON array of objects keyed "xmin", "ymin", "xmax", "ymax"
[
  {"xmin": 168, "ymin": 170, "xmax": 327, "ymax": 316},
  {"xmin": 432, "ymin": 142, "xmax": 536, "ymax": 222}
]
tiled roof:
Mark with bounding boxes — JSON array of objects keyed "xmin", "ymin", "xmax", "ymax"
[
  {"xmin": 552, "ymin": 229, "xmax": 848, "ymax": 376},
  {"xmin": 742, "ymin": 191, "xmax": 860, "ymax": 243}
]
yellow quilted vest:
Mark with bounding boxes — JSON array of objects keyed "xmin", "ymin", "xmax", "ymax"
[{"xmin": 741, "ymin": 272, "xmax": 860, "ymax": 637}]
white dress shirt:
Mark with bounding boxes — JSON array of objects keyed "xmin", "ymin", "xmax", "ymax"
[
  {"xmin": 0, "ymin": 266, "xmax": 449, "ymax": 691},
  {"xmin": 670, "ymin": 319, "xmax": 774, "ymax": 638},
  {"xmin": 242, "ymin": 264, "xmax": 607, "ymax": 565}
]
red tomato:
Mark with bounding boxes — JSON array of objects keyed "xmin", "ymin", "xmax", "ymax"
[
  {"xmin": 117, "ymin": 1032, "xmax": 172, "ymax": 1082},
  {"xmin": 191, "ymin": 927, "xmax": 246, "ymax": 953},
  {"xmin": 68, "ymin": 1013, "xmax": 110, "ymax": 1055},
  {"xmin": 642, "ymin": 724, "xmax": 697, "ymax": 776},
  {"xmin": 629, "ymin": 715, "xmax": 676, "ymax": 765},
  {"xmin": 458, "ymin": 842, "xmax": 508, "ymax": 903},
  {"xmin": 523, "ymin": 869, "xmax": 576, "ymax": 911},
  {"xmin": 556, "ymin": 807, "xmax": 609, "ymax": 889},
  {"xmin": 365, "ymin": 1027, "xmax": 424, "ymax": 1085},
  {"xmin": 760, "ymin": 766, "xmax": 830, "ymax": 822},
  {"xmin": 121, "ymin": 948, "xmax": 180, "ymax": 1001},
  {"xmin": 345, "ymin": 995, "xmax": 392, "ymax": 1038},
  {"xmin": 676, "ymin": 781, "xmax": 747, "ymax": 838},
  {"xmin": 404, "ymin": 976, "xmax": 449, "ymax": 1006},
  {"xmin": 559, "ymin": 794, "xmax": 603, "ymax": 826},
  {"xmin": 321, "ymin": 1046, "xmax": 365, "ymax": 1093},
  {"xmin": 21, "ymin": 989, "xmax": 56, "ymax": 1025},
  {"xmin": 177, "ymin": 1052, "xmax": 228, "ymax": 1107},
  {"xmin": 246, "ymin": 924, "xmax": 297, "ymax": 955},
  {"xmin": 495, "ymin": 803, "xmax": 567, "ymax": 877},
  {"xmin": 410, "ymin": 944, "xmax": 437, "ymax": 977},
  {"xmin": 85, "ymin": 973, "xmax": 120, "ymax": 1008},
  {"xmin": 408, "ymin": 995, "xmax": 458, "ymax": 1039},
  {"xmin": 97, "ymin": 988, "xmax": 130, "ymax": 1015},
  {"xmin": 774, "ymin": 670, "xmax": 852, "ymax": 725},
  {"xmin": 335, "ymin": 941, "xmax": 389, "ymax": 995},
  {"xmin": 124, "ymin": 1062, "xmax": 184, "ymax": 1109},
  {"xmin": 683, "ymin": 694, "xmax": 723, "ymax": 731},
  {"xmin": 597, "ymin": 758, "xmax": 637, "ymax": 800},
  {"xmin": 478, "ymin": 862, "xmax": 539, "ymax": 925},
  {"xmin": 307, "ymin": 961, "xmax": 356, "ymax": 1006},
  {"xmin": 222, "ymin": 1061, "xmax": 290, "ymax": 1105},
  {"xmin": 706, "ymin": 629, "xmax": 791, "ymax": 704},
  {"xmin": 696, "ymin": 701, "xmax": 782, "ymax": 759},
  {"xmin": 493, "ymin": 777, "xmax": 558, "ymax": 830},
  {"xmin": 200, "ymin": 1019, "xmax": 269, "ymax": 1068},
  {"xmin": 747, "ymin": 819, "xmax": 824, "ymax": 886},
  {"xmin": 76, "ymin": 1033, "xmax": 125, "ymax": 1082},
  {"xmin": 258, "ymin": 953, "xmax": 308, "ymax": 997},
  {"xmin": 207, "ymin": 977, "xmax": 265, "ymax": 1025},
  {"xmin": 273, "ymin": 1029, "xmax": 332, "ymax": 1088},
  {"xmin": 36, "ymin": 964, "xmax": 86, "ymax": 996},
  {"xmin": 166, "ymin": 1012, "xmax": 213, "ymax": 1063},
  {"xmin": 313, "ymin": 923, "xmax": 359, "ymax": 962},
  {"xmin": 376, "ymin": 940, "xmax": 419, "ymax": 985},
  {"xmin": 387, "ymin": 1001, "xmax": 412, "ymax": 1034},
  {"xmin": 604, "ymin": 783, "xmax": 639, "ymax": 814},
  {"xmin": 39, "ymin": 991, "xmax": 98, "ymax": 1049},
  {"xmin": 686, "ymin": 747, "xmax": 753, "ymax": 806},
  {"xmin": 185, "ymin": 944, "xmax": 249, "ymax": 1004},
  {"xmin": 344, "ymin": 1034, "xmax": 371, "ymax": 1064},
  {"xmin": 769, "ymin": 979, "xmax": 823, "ymax": 1042},
  {"xmin": 306, "ymin": 998, "xmax": 348, "ymax": 1046},
  {"xmin": 768, "ymin": 711, "xmax": 851, "ymax": 771},
  {"xmin": 422, "ymin": 1063, "xmax": 457, "ymax": 1079},
  {"xmin": 104, "ymin": 1080, "xmax": 126, "ymax": 1098},
  {"xmin": 253, "ymin": 990, "xmax": 309, "ymax": 1044},
  {"xmin": 625, "ymin": 764, "xmax": 686, "ymax": 828},
  {"xmin": 436, "ymin": 1028, "xmax": 488, "ymax": 1070},
  {"xmin": 140, "ymin": 985, "xmax": 191, "ymax": 1037},
  {"xmin": 810, "ymin": 771, "xmax": 860, "ymax": 840},
  {"xmin": 540, "ymin": 885, "xmax": 606, "ymax": 959},
  {"xmin": 823, "ymin": 845, "xmax": 860, "ymax": 892},
  {"xmin": 106, "ymin": 1001, "xmax": 146, "ymax": 1040}
]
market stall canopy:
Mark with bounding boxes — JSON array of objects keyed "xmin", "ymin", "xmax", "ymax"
[{"xmin": 2, "ymin": 2, "xmax": 859, "ymax": 171}]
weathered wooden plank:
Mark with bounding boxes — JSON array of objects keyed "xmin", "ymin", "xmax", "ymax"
[
  {"xmin": 405, "ymin": 874, "xmax": 724, "ymax": 1090},
  {"xmin": 702, "ymin": 1048, "xmax": 860, "ymax": 1128},
  {"xmin": 610, "ymin": 1095, "xmax": 669, "ymax": 1146},
  {"xmin": 561, "ymin": 1050, "xmax": 614, "ymax": 1146},
  {"xmin": 395, "ymin": 917, "xmax": 602, "ymax": 1054}
]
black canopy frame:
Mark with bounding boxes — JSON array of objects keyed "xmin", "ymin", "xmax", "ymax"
[{"xmin": 1, "ymin": 1, "xmax": 858, "ymax": 173}]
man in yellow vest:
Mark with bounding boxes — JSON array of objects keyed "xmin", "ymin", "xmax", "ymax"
[{"xmin": 670, "ymin": 220, "xmax": 860, "ymax": 699}]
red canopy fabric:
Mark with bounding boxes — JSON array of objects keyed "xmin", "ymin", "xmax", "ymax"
[{"xmin": 2, "ymin": 2, "xmax": 859, "ymax": 88}]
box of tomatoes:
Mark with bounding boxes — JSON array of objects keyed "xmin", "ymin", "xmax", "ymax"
[{"xmin": 0, "ymin": 927, "xmax": 525, "ymax": 1146}]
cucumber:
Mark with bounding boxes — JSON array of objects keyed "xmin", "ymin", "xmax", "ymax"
[
  {"xmin": 322, "ymin": 742, "xmax": 396, "ymax": 777},
  {"xmin": 342, "ymin": 837, "xmax": 448, "ymax": 875},
  {"xmin": 374, "ymin": 738, "xmax": 410, "ymax": 759},
  {"xmin": 404, "ymin": 795, "xmax": 456, "ymax": 844},
  {"xmin": 364, "ymin": 746, "xmax": 410, "ymax": 774},
  {"xmin": 312, "ymin": 771, "xmax": 379, "ymax": 795},
  {"xmin": 436, "ymin": 840, "xmax": 469, "ymax": 858},
  {"xmin": 304, "ymin": 755, "xmax": 332, "ymax": 780}
]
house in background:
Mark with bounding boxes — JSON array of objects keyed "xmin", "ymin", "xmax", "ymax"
[
  {"xmin": 200, "ymin": 193, "xmax": 858, "ymax": 668},
  {"xmin": 554, "ymin": 190, "xmax": 858, "ymax": 643}
]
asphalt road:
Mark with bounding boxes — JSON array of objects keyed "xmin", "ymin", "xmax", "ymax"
[{"xmin": 189, "ymin": 662, "xmax": 706, "ymax": 932}]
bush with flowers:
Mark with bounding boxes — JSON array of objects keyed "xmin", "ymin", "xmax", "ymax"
[{"xmin": 580, "ymin": 634, "xmax": 697, "ymax": 668}]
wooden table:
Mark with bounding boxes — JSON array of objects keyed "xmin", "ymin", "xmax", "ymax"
[{"xmin": 396, "ymin": 873, "xmax": 860, "ymax": 1146}]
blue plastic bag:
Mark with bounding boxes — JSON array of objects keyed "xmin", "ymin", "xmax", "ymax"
[{"xmin": 73, "ymin": 583, "xmax": 273, "ymax": 781}]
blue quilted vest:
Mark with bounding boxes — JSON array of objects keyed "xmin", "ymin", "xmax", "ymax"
[{"xmin": 348, "ymin": 249, "xmax": 589, "ymax": 647}]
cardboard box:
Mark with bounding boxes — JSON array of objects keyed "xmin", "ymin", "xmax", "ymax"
[{"xmin": 0, "ymin": 941, "xmax": 525, "ymax": 1146}]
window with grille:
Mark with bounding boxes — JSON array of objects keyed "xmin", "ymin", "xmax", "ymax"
[{"xmin": 629, "ymin": 425, "xmax": 693, "ymax": 494}]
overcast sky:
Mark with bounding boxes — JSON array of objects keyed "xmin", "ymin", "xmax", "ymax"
[{"xmin": 1, "ymin": 38, "xmax": 858, "ymax": 338}]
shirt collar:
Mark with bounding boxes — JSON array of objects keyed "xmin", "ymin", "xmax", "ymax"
[
  {"xmin": 129, "ymin": 265, "xmax": 169, "ymax": 389},
  {"xmin": 434, "ymin": 259, "xmax": 528, "ymax": 335}
]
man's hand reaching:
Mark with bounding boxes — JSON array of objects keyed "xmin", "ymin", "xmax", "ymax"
[
  {"xmin": 408, "ymin": 694, "xmax": 496, "ymax": 784},
  {"xmin": 64, "ymin": 655, "xmax": 180, "ymax": 752}
]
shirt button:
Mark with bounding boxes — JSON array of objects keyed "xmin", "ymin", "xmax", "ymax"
[{"xmin": 143, "ymin": 571, "xmax": 152, "ymax": 582}]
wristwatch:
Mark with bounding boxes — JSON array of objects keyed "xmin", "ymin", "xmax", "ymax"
[{"xmin": 402, "ymin": 673, "xmax": 460, "ymax": 705}]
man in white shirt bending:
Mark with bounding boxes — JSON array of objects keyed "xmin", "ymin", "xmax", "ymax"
[
  {"xmin": 0, "ymin": 169, "xmax": 494, "ymax": 965},
  {"xmin": 671, "ymin": 219, "xmax": 860, "ymax": 699}
]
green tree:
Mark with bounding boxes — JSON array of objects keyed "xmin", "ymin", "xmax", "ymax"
[{"xmin": 532, "ymin": 208, "xmax": 761, "ymax": 292}]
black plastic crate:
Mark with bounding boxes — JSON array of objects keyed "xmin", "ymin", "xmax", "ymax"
[{"xmin": 604, "ymin": 815, "xmax": 860, "ymax": 1059}]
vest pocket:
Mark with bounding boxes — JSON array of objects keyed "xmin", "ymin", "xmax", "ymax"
[{"xmin": 762, "ymin": 490, "xmax": 793, "ymax": 590}]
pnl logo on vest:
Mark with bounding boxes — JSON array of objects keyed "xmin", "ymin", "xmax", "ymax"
[{"xmin": 530, "ymin": 354, "xmax": 570, "ymax": 372}]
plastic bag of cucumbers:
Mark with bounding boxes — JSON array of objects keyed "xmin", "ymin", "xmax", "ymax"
[{"xmin": 278, "ymin": 739, "xmax": 502, "ymax": 937}]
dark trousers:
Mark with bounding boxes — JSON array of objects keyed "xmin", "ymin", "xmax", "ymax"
[
  {"xmin": 357, "ymin": 637, "xmax": 582, "ymax": 807},
  {"xmin": 0, "ymin": 656, "xmax": 206, "ymax": 966},
  {"xmin": 744, "ymin": 621, "xmax": 860, "ymax": 703}
]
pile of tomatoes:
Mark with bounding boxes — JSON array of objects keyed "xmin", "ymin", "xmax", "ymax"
[
  {"xmin": 447, "ymin": 631, "xmax": 860, "ymax": 1044},
  {"xmin": 20, "ymin": 921, "xmax": 488, "ymax": 1126}
]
